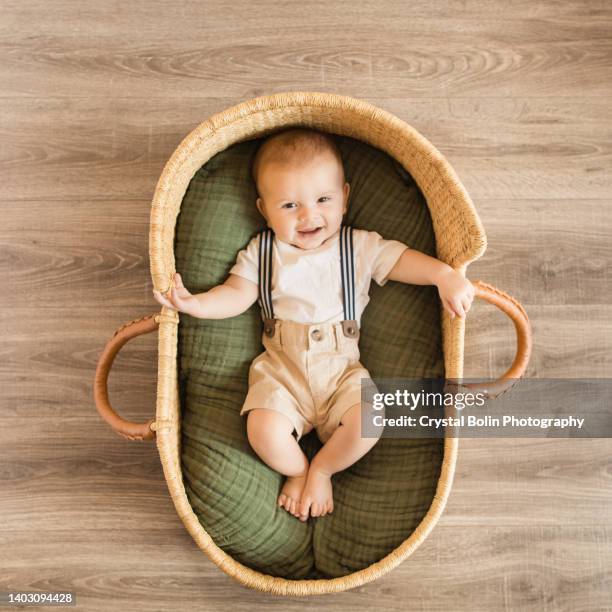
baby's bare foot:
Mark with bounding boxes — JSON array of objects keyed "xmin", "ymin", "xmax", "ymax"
[
  {"xmin": 278, "ymin": 471, "xmax": 308, "ymax": 517},
  {"xmin": 298, "ymin": 466, "xmax": 334, "ymax": 521}
]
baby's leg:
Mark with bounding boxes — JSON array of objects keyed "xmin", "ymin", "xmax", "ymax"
[
  {"xmin": 298, "ymin": 403, "xmax": 381, "ymax": 521},
  {"xmin": 246, "ymin": 408, "xmax": 309, "ymax": 517}
]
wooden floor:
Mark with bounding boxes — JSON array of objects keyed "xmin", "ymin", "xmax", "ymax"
[{"xmin": 2, "ymin": 1, "xmax": 611, "ymax": 610}]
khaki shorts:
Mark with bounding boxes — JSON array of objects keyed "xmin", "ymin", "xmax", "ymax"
[{"xmin": 240, "ymin": 319, "xmax": 374, "ymax": 443}]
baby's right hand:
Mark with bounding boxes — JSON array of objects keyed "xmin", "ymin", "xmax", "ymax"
[{"xmin": 153, "ymin": 273, "xmax": 199, "ymax": 316}]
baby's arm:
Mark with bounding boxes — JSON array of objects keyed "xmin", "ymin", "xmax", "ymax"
[
  {"xmin": 153, "ymin": 272, "xmax": 258, "ymax": 318},
  {"xmin": 387, "ymin": 249, "xmax": 475, "ymax": 319}
]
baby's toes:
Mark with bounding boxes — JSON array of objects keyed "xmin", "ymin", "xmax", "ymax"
[
  {"xmin": 298, "ymin": 498, "xmax": 311, "ymax": 521},
  {"xmin": 283, "ymin": 497, "xmax": 293, "ymax": 512}
]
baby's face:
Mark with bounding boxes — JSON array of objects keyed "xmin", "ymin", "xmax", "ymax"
[{"xmin": 255, "ymin": 152, "xmax": 350, "ymax": 250}]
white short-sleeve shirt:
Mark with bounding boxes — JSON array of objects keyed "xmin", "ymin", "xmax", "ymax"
[{"xmin": 228, "ymin": 227, "xmax": 409, "ymax": 326}]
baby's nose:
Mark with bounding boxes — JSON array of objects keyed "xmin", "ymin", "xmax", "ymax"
[{"xmin": 299, "ymin": 210, "xmax": 319, "ymax": 223}]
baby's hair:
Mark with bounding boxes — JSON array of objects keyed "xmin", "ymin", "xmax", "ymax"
[{"xmin": 250, "ymin": 128, "xmax": 345, "ymax": 196}]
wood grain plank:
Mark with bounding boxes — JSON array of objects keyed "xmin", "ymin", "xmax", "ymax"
[
  {"xmin": 466, "ymin": 199, "xmax": 612, "ymax": 306},
  {"xmin": 2, "ymin": 97, "xmax": 610, "ymax": 201},
  {"xmin": 3, "ymin": 0, "xmax": 612, "ymax": 33},
  {"xmin": 2, "ymin": 525, "xmax": 610, "ymax": 611},
  {"xmin": 463, "ymin": 304, "xmax": 612, "ymax": 378},
  {"xmin": 1, "ymin": 14, "xmax": 611, "ymax": 100},
  {"xmin": 446, "ymin": 438, "xmax": 612, "ymax": 526}
]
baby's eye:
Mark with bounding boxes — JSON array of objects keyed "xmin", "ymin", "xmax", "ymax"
[
  {"xmin": 318, "ymin": 196, "xmax": 330, "ymax": 203},
  {"xmin": 281, "ymin": 202, "xmax": 296, "ymax": 209}
]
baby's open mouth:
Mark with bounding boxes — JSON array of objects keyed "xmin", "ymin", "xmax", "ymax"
[{"xmin": 298, "ymin": 227, "xmax": 323, "ymax": 237}]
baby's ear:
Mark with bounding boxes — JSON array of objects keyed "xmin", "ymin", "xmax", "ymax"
[
  {"xmin": 256, "ymin": 197, "xmax": 266, "ymax": 219},
  {"xmin": 343, "ymin": 182, "xmax": 350, "ymax": 213}
]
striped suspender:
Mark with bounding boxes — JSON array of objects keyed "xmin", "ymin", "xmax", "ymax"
[
  {"xmin": 339, "ymin": 225, "xmax": 359, "ymax": 338},
  {"xmin": 340, "ymin": 225, "xmax": 355, "ymax": 322},
  {"xmin": 258, "ymin": 225, "xmax": 359, "ymax": 339},
  {"xmin": 258, "ymin": 229, "xmax": 276, "ymax": 337},
  {"xmin": 258, "ymin": 228, "xmax": 274, "ymax": 320}
]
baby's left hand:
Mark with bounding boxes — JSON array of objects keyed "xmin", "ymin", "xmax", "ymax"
[{"xmin": 435, "ymin": 268, "xmax": 475, "ymax": 319}]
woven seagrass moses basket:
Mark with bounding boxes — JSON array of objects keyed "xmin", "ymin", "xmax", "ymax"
[{"xmin": 94, "ymin": 92, "xmax": 532, "ymax": 596}]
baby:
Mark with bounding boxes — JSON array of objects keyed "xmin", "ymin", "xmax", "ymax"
[{"xmin": 153, "ymin": 128, "xmax": 474, "ymax": 522}]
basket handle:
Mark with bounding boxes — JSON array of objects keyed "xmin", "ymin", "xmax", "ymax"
[
  {"xmin": 93, "ymin": 314, "xmax": 160, "ymax": 441},
  {"xmin": 457, "ymin": 280, "xmax": 532, "ymax": 399}
]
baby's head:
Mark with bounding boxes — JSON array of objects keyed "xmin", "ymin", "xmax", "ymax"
[{"xmin": 251, "ymin": 128, "xmax": 350, "ymax": 250}]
